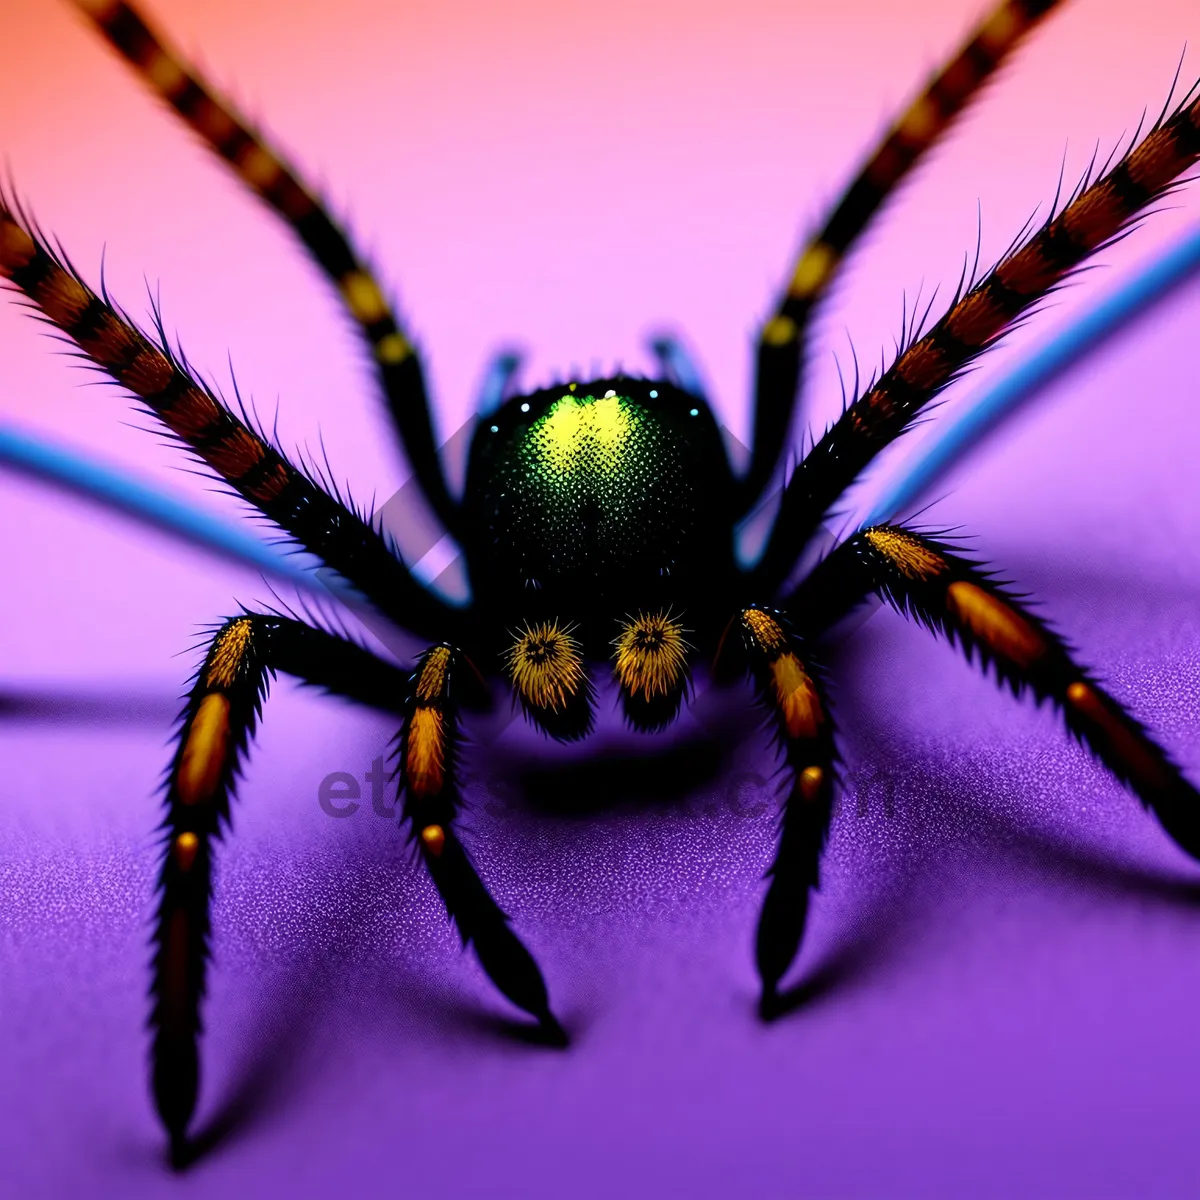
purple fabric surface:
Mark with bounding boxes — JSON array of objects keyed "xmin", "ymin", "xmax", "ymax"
[{"xmin": 4, "ymin": 2, "xmax": 1200, "ymax": 1196}]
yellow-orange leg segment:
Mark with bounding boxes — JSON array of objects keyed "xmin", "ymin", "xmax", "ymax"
[
  {"xmin": 401, "ymin": 646, "xmax": 564, "ymax": 1040},
  {"xmin": 792, "ymin": 526, "xmax": 1200, "ymax": 857},
  {"xmin": 717, "ymin": 607, "xmax": 838, "ymax": 1011},
  {"xmin": 153, "ymin": 614, "xmax": 409, "ymax": 1162},
  {"xmin": 154, "ymin": 616, "xmax": 271, "ymax": 1163},
  {"xmin": 742, "ymin": 0, "xmax": 1063, "ymax": 511},
  {"xmin": 71, "ymin": 0, "xmax": 459, "ymax": 532}
]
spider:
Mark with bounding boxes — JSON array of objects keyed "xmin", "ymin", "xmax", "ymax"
[{"xmin": 4, "ymin": 0, "xmax": 1200, "ymax": 1168}]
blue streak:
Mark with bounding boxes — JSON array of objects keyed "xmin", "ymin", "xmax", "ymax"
[
  {"xmin": 0, "ymin": 420, "xmax": 333, "ymax": 595},
  {"xmin": 862, "ymin": 222, "xmax": 1200, "ymax": 529},
  {"xmin": 474, "ymin": 349, "xmax": 523, "ymax": 416},
  {"xmin": 648, "ymin": 334, "xmax": 708, "ymax": 399}
]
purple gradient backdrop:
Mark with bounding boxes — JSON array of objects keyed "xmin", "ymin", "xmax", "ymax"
[{"xmin": 4, "ymin": 1, "xmax": 1200, "ymax": 1195}]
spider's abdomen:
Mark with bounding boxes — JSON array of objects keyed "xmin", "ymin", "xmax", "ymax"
[{"xmin": 463, "ymin": 377, "xmax": 735, "ymax": 643}]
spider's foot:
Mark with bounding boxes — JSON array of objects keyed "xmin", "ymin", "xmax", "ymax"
[
  {"xmin": 153, "ymin": 1036, "xmax": 199, "ymax": 1170},
  {"xmin": 167, "ymin": 1130, "xmax": 194, "ymax": 1173},
  {"xmin": 534, "ymin": 1008, "xmax": 570, "ymax": 1049},
  {"xmin": 758, "ymin": 984, "xmax": 783, "ymax": 1023},
  {"xmin": 423, "ymin": 828, "xmax": 569, "ymax": 1047},
  {"xmin": 754, "ymin": 878, "xmax": 809, "ymax": 1011},
  {"xmin": 474, "ymin": 921, "xmax": 569, "ymax": 1047}
]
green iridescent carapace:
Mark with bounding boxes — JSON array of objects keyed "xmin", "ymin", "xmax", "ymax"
[{"xmin": 463, "ymin": 378, "xmax": 733, "ymax": 649}]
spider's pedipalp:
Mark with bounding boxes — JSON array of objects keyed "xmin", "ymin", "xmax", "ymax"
[
  {"xmin": 793, "ymin": 527, "xmax": 1200, "ymax": 859},
  {"xmin": 612, "ymin": 609, "xmax": 691, "ymax": 732},
  {"xmin": 755, "ymin": 83, "xmax": 1200, "ymax": 590},
  {"xmin": 739, "ymin": 0, "xmax": 1064, "ymax": 514},
  {"xmin": 72, "ymin": 0, "xmax": 462, "ymax": 535},
  {"xmin": 505, "ymin": 619, "xmax": 594, "ymax": 741}
]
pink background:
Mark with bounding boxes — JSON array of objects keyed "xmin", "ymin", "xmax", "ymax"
[
  {"xmin": 4, "ymin": 2, "xmax": 1200, "ymax": 1195},
  {"xmin": 2, "ymin": 0, "xmax": 1199, "ymax": 680}
]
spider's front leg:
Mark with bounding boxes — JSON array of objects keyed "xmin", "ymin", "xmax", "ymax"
[
  {"xmin": 401, "ymin": 645, "xmax": 566, "ymax": 1042},
  {"xmin": 791, "ymin": 526, "xmax": 1200, "ymax": 857},
  {"xmin": 153, "ymin": 614, "xmax": 409, "ymax": 1163},
  {"xmin": 716, "ymin": 607, "xmax": 838, "ymax": 1015}
]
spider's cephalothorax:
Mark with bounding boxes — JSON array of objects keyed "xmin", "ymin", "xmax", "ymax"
[
  {"xmin": 463, "ymin": 377, "xmax": 735, "ymax": 656},
  {"xmin": 6, "ymin": 0, "xmax": 1200, "ymax": 1167}
]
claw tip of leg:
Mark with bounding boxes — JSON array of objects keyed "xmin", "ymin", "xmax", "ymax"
[
  {"xmin": 758, "ymin": 986, "xmax": 781, "ymax": 1023},
  {"xmin": 167, "ymin": 1131, "xmax": 192, "ymax": 1172},
  {"xmin": 539, "ymin": 1010, "xmax": 570, "ymax": 1048}
]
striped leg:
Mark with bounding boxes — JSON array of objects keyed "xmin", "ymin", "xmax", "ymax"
[
  {"xmin": 716, "ymin": 607, "xmax": 838, "ymax": 1012},
  {"xmin": 72, "ymin": 0, "xmax": 460, "ymax": 533},
  {"xmin": 740, "ymin": 0, "xmax": 1062, "ymax": 513},
  {"xmin": 0, "ymin": 202, "xmax": 458, "ymax": 640},
  {"xmin": 401, "ymin": 645, "xmax": 565, "ymax": 1039},
  {"xmin": 153, "ymin": 614, "xmax": 408, "ymax": 1162},
  {"xmin": 753, "ymin": 80, "xmax": 1200, "ymax": 589},
  {"xmin": 791, "ymin": 526, "xmax": 1200, "ymax": 856}
]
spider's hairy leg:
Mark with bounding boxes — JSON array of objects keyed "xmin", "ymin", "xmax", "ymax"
[
  {"xmin": 152, "ymin": 614, "xmax": 409, "ymax": 1164},
  {"xmin": 714, "ymin": 607, "xmax": 838, "ymax": 1014},
  {"xmin": 754, "ymin": 83, "xmax": 1200, "ymax": 590},
  {"xmin": 401, "ymin": 645, "xmax": 566, "ymax": 1041},
  {"xmin": 792, "ymin": 527, "xmax": 1200, "ymax": 857},
  {"xmin": 612, "ymin": 609, "xmax": 691, "ymax": 732},
  {"xmin": 505, "ymin": 619, "xmax": 594, "ymax": 741},
  {"xmin": 0, "ymin": 204, "xmax": 459, "ymax": 640},
  {"xmin": 71, "ymin": 0, "xmax": 460, "ymax": 533},
  {"xmin": 740, "ymin": 0, "xmax": 1062, "ymax": 514}
]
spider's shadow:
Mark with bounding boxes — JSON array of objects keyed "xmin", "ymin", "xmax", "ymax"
[
  {"xmin": 182, "ymin": 970, "xmax": 567, "ymax": 1170},
  {"xmin": 479, "ymin": 695, "xmax": 766, "ymax": 819},
  {"xmin": 0, "ymin": 685, "xmax": 177, "ymax": 725}
]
